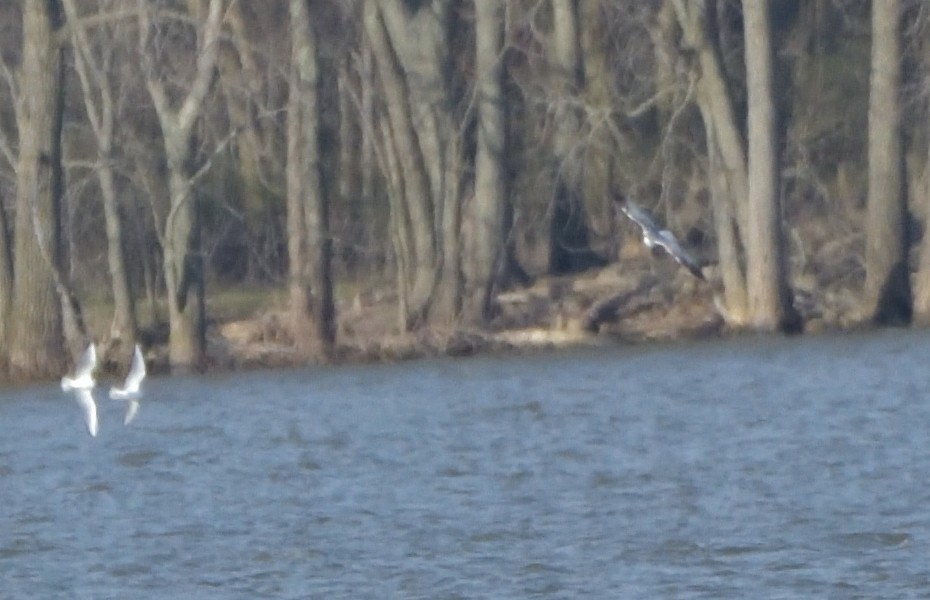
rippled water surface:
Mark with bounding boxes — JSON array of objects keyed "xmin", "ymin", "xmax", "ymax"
[{"xmin": 3, "ymin": 330, "xmax": 930, "ymax": 598}]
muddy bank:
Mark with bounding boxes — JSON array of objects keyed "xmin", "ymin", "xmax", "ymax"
[{"xmin": 191, "ymin": 254, "xmax": 862, "ymax": 374}]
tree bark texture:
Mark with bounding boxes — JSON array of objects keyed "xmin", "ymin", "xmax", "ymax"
[
  {"xmin": 864, "ymin": 0, "xmax": 910, "ymax": 325},
  {"xmin": 673, "ymin": 0, "xmax": 749, "ymax": 323},
  {"xmin": 743, "ymin": 0, "xmax": 799, "ymax": 332},
  {"xmin": 63, "ymin": 0, "xmax": 138, "ymax": 349},
  {"xmin": 465, "ymin": 0, "xmax": 508, "ymax": 323},
  {"xmin": 0, "ymin": 188, "xmax": 12, "ymax": 351},
  {"xmin": 287, "ymin": 0, "xmax": 336, "ymax": 357},
  {"xmin": 364, "ymin": 0, "xmax": 463, "ymax": 329},
  {"xmin": 915, "ymin": 83, "xmax": 930, "ymax": 323},
  {"xmin": 140, "ymin": 0, "xmax": 224, "ymax": 370},
  {"xmin": 8, "ymin": 0, "xmax": 67, "ymax": 379},
  {"xmin": 548, "ymin": 0, "xmax": 603, "ymax": 275}
]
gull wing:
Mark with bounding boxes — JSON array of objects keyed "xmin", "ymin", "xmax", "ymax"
[
  {"xmin": 124, "ymin": 345, "xmax": 146, "ymax": 393},
  {"xmin": 616, "ymin": 197, "xmax": 705, "ymax": 281},
  {"xmin": 74, "ymin": 389, "xmax": 98, "ymax": 437},
  {"xmin": 123, "ymin": 400, "xmax": 140, "ymax": 426},
  {"xmin": 74, "ymin": 343, "xmax": 97, "ymax": 380},
  {"xmin": 619, "ymin": 199, "xmax": 662, "ymax": 238},
  {"xmin": 655, "ymin": 230, "xmax": 705, "ymax": 280}
]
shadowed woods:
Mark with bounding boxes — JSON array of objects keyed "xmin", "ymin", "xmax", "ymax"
[{"xmin": 0, "ymin": 1, "xmax": 927, "ymax": 382}]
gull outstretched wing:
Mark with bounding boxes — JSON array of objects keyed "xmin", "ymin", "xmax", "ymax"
[
  {"xmin": 75, "ymin": 343, "xmax": 96, "ymax": 379},
  {"xmin": 74, "ymin": 389, "xmax": 98, "ymax": 437},
  {"xmin": 655, "ymin": 231, "xmax": 705, "ymax": 281},
  {"xmin": 617, "ymin": 198, "xmax": 705, "ymax": 280}
]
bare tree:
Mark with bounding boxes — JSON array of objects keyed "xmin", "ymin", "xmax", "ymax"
[
  {"xmin": 548, "ymin": 0, "xmax": 604, "ymax": 274},
  {"xmin": 219, "ymin": 1, "xmax": 287, "ymax": 280},
  {"xmin": 138, "ymin": 0, "xmax": 224, "ymax": 371},
  {"xmin": 363, "ymin": 0, "xmax": 463, "ymax": 329},
  {"xmin": 6, "ymin": 0, "xmax": 68, "ymax": 379},
  {"xmin": 915, "ymin": 53, "xmax": 930, "ymax": 323},
  {"xmin": 671, "ymin": 0, "xmax": 748, "ymax": 324},
  {"xmin": 287, "ymin": 0, "xmax": 336, "ymax": 356},
  {"xmin": 62, "ymin": 0, "xmax": 138, "ymax": 350},
  {"xmin": 0, "ymin": 186, "xmax": 10, "ymax": 353},
  {"xmin": 863, "ymin": 0, "xmax": 910, "ymax": 325},
  {"xmin": 465, "ymin": 0, "xmax": 508, "ymax": 323},
  {"xmin": 743, "ymin": 0, "xmax": 799, "ymax": 331}
]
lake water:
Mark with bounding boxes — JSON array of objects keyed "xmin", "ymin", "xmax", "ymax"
[{"xmin": 2, "ymin": 329, "xmax": 930, "ymax": 598}]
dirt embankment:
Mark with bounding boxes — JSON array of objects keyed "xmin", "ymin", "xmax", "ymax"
[{"xmin": 205, "ymin": 246, "xmax": 862, "ymax": 373}]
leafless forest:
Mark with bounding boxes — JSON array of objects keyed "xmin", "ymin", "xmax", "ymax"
[{"xmin": 1, "ymin": 0, "xmax": 929, "ymax": 381}]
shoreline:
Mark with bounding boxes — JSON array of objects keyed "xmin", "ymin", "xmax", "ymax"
[{"xmin": 1, "ymin": 259, "xmax": 875, "ymax": 387}]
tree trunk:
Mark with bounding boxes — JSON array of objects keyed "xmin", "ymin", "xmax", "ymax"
[
  {"xmin": 139, "ymin": 0, "xmax": 224, "ymax": 371},
  {"xmin": 652, "ymin": 0, "xmax": 679, "ymax": 123},
  {"xmin": 548, "ymin": 0, "xmax": 604, "ymax": 275},
  {"xmin": 221, "ymin": 1, "xmax": 277, "ymax": 281},
  {"xmin": 0, "ymin": 189, "xmax": 12, "ymax": 352},
  {"xmin": 8, "ymin": 0, "xmax": 67, "ymax": 379},
  {"xmin": 364, "ymin": 0, "xmax": 463, "ymax": 329},
  {"xmin": 63, "ymin": 0, "xmax": 138, "ymax": 349},
  {"xmin": 743, "ymin": 0, "xmax": 799, "ymax": 332},
  {"xmin": 703, "ymin": 112, "xmax": 749, "ymax": 325},
  {"xmin": 915, "ymin": 74, "xmax": 930, "ymax": 323},
  {"xmin": 364, "ymin": 0, "xmax": 434, "ymax": 329},
  {"xmin": 864, "ymin": 0, "xmax": 910, "ymax": 325},
  {"xmin": 672, "ymin": 0, "xmax": 749, "ymax": 323},
  {"xmin": 579, "ymin": 0, "xmax": 620, "ymax": 252},
  {"xmin": 163, "ymin": 161, "xmax": 206, "ymax": 369},
  {"xmin": 287, "ymin": 0, "xmax": 336, "ymax": 357},
  {"xmin": 465, "ymin": 0, "xmax": 508, "ymax": 323}
]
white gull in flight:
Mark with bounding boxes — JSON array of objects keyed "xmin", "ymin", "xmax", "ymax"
[
  {"xmin": 61, "ymin": 343, "xmax": 98, "ymax": 437},
  {"xmin": 110, "ymin": 344, "xmax": 146, "ymax": 425},
  {"xmin": 616, "ymin": 198, "xmax": 705, "ymax": 281}
]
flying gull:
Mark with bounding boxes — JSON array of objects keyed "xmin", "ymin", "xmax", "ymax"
[
  {"xmin": 61, "ymin": 343, "xmax": 97, "ymax": 391},
  {"xmin": 61, "ymin": 343, "xmax": 98, "ymax": 437},
  {"xmin": 110, "ymin": 344, "xmax": 146, "ymax": 425},
  {"xmin": 616, "ymin": 197, "xmax": 705, "ymax": 281}
]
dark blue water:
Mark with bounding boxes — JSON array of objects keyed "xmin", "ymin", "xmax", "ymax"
[{"xmin": 2, "ymin": 329, "xmax": 929, "ymax": 598}]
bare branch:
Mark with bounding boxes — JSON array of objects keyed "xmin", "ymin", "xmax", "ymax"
[{"xmin": 176, "ymin": 0, "xmax": 225, "ymax": 135}]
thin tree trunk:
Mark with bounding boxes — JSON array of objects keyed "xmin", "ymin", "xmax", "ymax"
[
  {"xmin": 139, "ymin": 0, "xmax": 224, "ymax": 371},
  {"xmin": 9, "ymin": 0, "xmax": 67, "ymax": 379},
  {"xmin": 703, "ymin": 112, "xmax": 748, "ymax": 325},
  {"xmin": 63, "ymin": 0, "xmax": 138, "ymax": 349},
  {"xmin": 381, "ymin": 0, "xmax": 462, "ymax": 325},
  {"xmin": 0, "ymin": 190, "xmax": 12, "ymax": 351},
  {"xmin": 652, "ymin": 0, "xmax": 679, "ymax": 123},
  {"xmin": 579, "ymin": 0, "xmax": 616, "ymax": 221},
  {"xmin": 672, "ymin": 0, "xmax": 749, "ymax": 323},
  {"xmin": 287, "ymin": 0, "xmax": 336, "ymax": 357},
  {"xmin": 364, "ymin": 0, "xmax": 464, "ymax": 329},
  {"xmin": 548, "ymin": 0, "xmax": 603, "ymax": 274},
  {"xmin": 466, "ymin": 0, "xmax": 508, "ymax": 323},
  {"xmin": 364, "ymin": 0, "xmax": 435, "ymax": 327},
  {"xmin": 743, "ymin": 0, "xmax": 799, "ymax": 332},
  {"xmin": 915, "ymin": 81, "xmax": 930, "ymax": 323},
  {"xmin": 220, "ymin": 1, "xmax": 274, "ymax": 281},
  {"xmin": 864, "ymin": 0, "xmax": 910, "ymax": 325}
]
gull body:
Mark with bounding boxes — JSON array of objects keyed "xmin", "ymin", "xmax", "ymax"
[
  {"xmin": 617, "ymin": 198, "xmax": 706, "ymax": 281},
  {"xmin": 110, "ymin": 344, "xmax": 146, "ymax": 399},
  {"xmin": 110, "ymin": 344, "xmax": 146, "ymax": 425},
  {"xmin": 61, "ymin": 343, "xmax": 97, "ymax": 391}
]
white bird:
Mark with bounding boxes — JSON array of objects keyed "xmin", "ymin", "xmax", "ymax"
[
  {"xmin": 616, "ymin": 197, "xmax": 706, "ymax": 281},
  {"xmin": 73, "ymin": 388, "xmax": 99, "ymax": 437},
  {"xmin": 61, "ymin": 343, "xmax": 97, "ymax": 391},
  {"xmin": 110, "ymin": 344, "xmax": 146, "ymax": 425}
]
